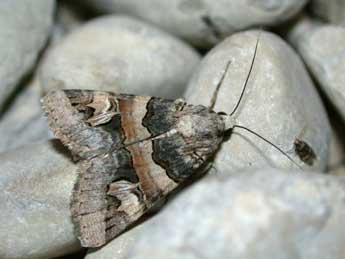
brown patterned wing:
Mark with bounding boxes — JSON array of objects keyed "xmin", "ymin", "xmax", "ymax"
[{"xmin": 42, "ymin": 89, "xmax": 224, "ymax": 247}]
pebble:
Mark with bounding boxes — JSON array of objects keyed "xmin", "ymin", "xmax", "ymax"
[
  {"xmin": 328, "ymin": 129, "xmax": 345, "ymax": 176},
  {"xmin": 128, "ymin": 169, "xmax": 345, "ymax": 259},
  {"xmin": 0, "ymin": 0, "xmax": 55, "ymax": 110},
  {"xmin": 287, "ymin": 16, "xmax": 345, "ymax": 121},
  {"xmin": 327, "ymin": 110, "xmax": 345, "ymax": 176},
  {"xmin": 39, "ymin": 15, "xmax": 200, "ymax": 99},
  {"xmin": 51, "ymin": 2, "xmax": 85, "ymax": 44},
  {"xmin": 185, "ymin": 30, "xmax": 330, "ymax": 172},
  {"xmin": 0, "ymin": 141, "xmax": 81, "ymax": 259},
  {"xmin": 56, "ymin": 2, "xmax": 86, "ymax": 33},
  {"xmin": 83, "ymin": 0, "xmax": 308, "ymax": 48},
  {"xmin": 1, "ymin": 2, "xmax": 344, "ymax": 259},
  {"xmin": 310, "ymin": 0, "xmax": 345, "ymax": 25},
  {"xmin": 0, "ymin": 78, "xmax": 50, "ymax": 153}
]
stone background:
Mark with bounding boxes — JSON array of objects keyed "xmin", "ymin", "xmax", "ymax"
[{"xmin": 0, "ymin": 1, "xmax": 345, "ymax": 259}]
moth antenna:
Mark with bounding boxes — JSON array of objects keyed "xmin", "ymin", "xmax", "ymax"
[
  {"xmin": 219, "ymin": 32, "xmax": 301, "ymax": 170},
  {"xmin": 229, "ymin": 31, "xmax": 261, "ymax": 117},
  {"xmin": 209, "ymin": 60, "xmax": 232, "ymax": 110},
  {"xmin": 232, "ymin": 125, "xmax": 302, "ymax": 170},
  {"xmin": 209, "ymin": 31, "xmax": 261, "ymax": 112}
]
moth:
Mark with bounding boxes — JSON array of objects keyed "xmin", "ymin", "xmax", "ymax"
[
  {"xmin": 43, "ymin": 90, "xmax": 232, "ymax": 247},
  {"xmin": 42, "ymin": 35, "xmax": 298, "ymax": 247}
]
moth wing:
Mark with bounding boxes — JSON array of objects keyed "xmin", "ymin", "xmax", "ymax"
[{"xmin": 71, "ymin": 157, "xmax": 146, "ymax": 247}]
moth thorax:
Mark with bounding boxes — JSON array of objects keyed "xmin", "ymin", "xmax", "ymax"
[{"xmin": 176, "ymin": 111, "xmax": 224, "ymax": 157}]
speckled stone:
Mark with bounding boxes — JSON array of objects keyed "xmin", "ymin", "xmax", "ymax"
[
  {"xmin": 287, "ymin": 16, "xmax": 345, "ymax": 122},
  {"xmin": 39, "ymin": 15, "xmax": 200, "ymax": 99},
  {"xmin": 185, "ymin": 30, "xmax": 330, "ymax": 172},
  {"xmin": 0, "ymin": 0, "xmax": 55, "ymax": 110},
  {"xmin": 128, "ymin": 169, "xmax": 345, "ymax": 259},
  {"xmin": 82, "ymin": 0, "xmax": 308, "ymax": 48},
  {"xmin": 0, "ymin": 141, "xmax": 81, "ymax": 259}
]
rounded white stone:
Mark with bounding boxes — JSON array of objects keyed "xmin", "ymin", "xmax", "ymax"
[
  {"xmin": 185, "ymin": 30, "xmax": 330, "ymax": 172},
  {"xmin": 0, "ymin": 141, "xmax": 80, "ymax": 259},
  {"xmin": 82, "ymin": 0, "xmax": 307, "ymax": 48},
  {"xmin": 0, "ymin": 78, "xmax": 50, "ymax": 153},
  {"xmin": 288, "ymin": 17, "xmax": 345, "ymax": 122},
  {"xmin": 310, "ymin": 0, "xmax": 345, "ymax": 26},
  {"xmin": 128, "ymin": 169, "xmax": 345, "ymax": 259},
  {"xmin": 39, "ymin": 15, "xmax": 200, "ymax": 99},
  {"xmin": 327, "ymin": 120, "xmax": 345, "ymax": 176},
  {"xmin": 0, "ymin": 0, "xmax": 55, "ymax": 109}
]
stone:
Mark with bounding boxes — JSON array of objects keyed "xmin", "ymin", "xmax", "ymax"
[
  {"xmin": 287, "ymin": 16, "xmax": 345, "ymax": 122},
  {"xmin": 328, "ymin": 129, "xmax": 345, "ymax": 176},
  {"xmin": 82, "ymin": 0, "xmax": 308, "ymax": 48},
  {"xmin": 56, "ymin": 2, "xmax": 86, "ymax": 33},
  {"xmin": 0, "ymin": 78, "xmax": 50, "ymax": 153},
  {"xmin": 52, "ymin": 2, "xmax": 85, "ymax": 44},
  {"xmin": 39, "ymin": 15, "xmax": 200, "ymax": 99},
  {"xmin": 0, "ymin": 0, "xmax": 55, "ymax": 110},
  {"xmin": 128, "ymin": 169, "xmax": 345, "ymax": 259},
  {"xmin": 327, "ymin": 109, "xmax": 345, "ymax": 176},
  {"xmin": 185, "ymin": 30, "xmax": 330, "ymax": 172},
  {"xmin": 310, "ymin": 0, "xmax": 345, "ymax": 25},
  {"xmin": 0, "ymin": 140, "xmax": 81, "ymax": 259},
  {"xmin": 55, "ymin": 250, "xmax": 87, "ymax": 259}
]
